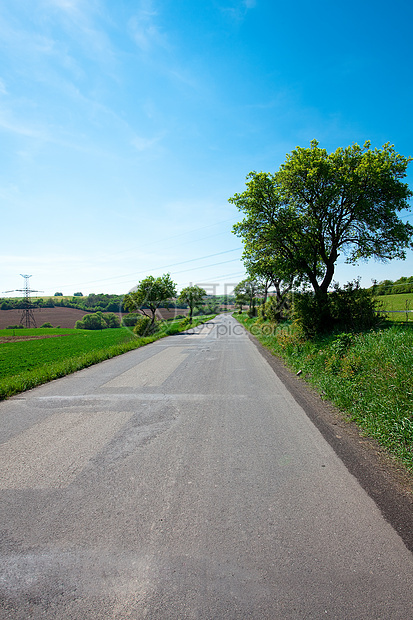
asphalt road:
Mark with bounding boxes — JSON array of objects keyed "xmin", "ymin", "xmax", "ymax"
[{"xmin": 1, "ymin": 314, "xmax": 412, "ymax": 619}]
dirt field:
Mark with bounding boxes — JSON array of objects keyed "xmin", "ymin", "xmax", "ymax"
[{"xmin": 0, "ymin": 308, "xmax": 91, "ymax": 329}]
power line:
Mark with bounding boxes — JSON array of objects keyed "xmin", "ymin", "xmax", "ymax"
[
  {"xmin": 53, "ymin": 247, "xmax": 243, "ymax": 289},
  {"xmin": 103, "ymin": 217, "xmax": 237, "ymax": 259}
]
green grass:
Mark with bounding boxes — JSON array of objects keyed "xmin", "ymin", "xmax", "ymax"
[
  {"xmin": 0, "ymin": 315, "xmax": 214, "ymax": 401},
  {"xmin": 235, "ymin": 314, "xmax": 413, "ymax": 472},
  {"xmin": 377, "ymin": 292, "xmax": 413, "ymax": 321}
]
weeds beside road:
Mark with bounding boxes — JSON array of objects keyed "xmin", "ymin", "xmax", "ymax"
[{"xmin": 235, "ymin": 313, "xmax": 413, "ymax": 473}]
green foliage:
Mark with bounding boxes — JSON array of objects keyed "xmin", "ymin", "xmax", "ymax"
[
  {"xmin": 6, "ymin": 324, "xmax": 24, "ymax": 329},
  {"xmin": 231, "ymin": 141, "xmax": 413, "ymax": 295},
  {"xmin": 121, "ymin": 313, "xmax": 140, "ymax": 326},
  {"xmin": 54, "ymin": 292, "xmax": 63, "ymax": 296},
  {"xmin": 259, "ymin": 295, "xmax": 285, "ymax": 323},
  {"xmin": 234, "ymin": 278, "xmax": 264, "ymax": 314},
  {"xmin": 133, "ymin": 316, "xmax": 158, "ymax": 336},
  {"xmin": 124, "ymin": 274, "xmax": 177, "ymax": 324},
  {"xmin": 40, "ymin": 322, "xmax": 54, "ymax": 328},
  {"xmin": 179, "ymin": 317, "xmax": 191, "ymax": 329},
  {"xmin": 293, "ymin": 282, "xmax": 382, "ymax": 337},
  {"xmin": 73, "ymin": 292, "xmax": 83, "ymax": 297},
  {"xmin": 371, "ymin": 275, "xmax": 413, "ymax": 296},
  {"xmin": 178, "ymin": 285, "xmax": 207, "ymax": 321},
  {"xmin": 75, "ymin": 312, "xmax": 108, "ymax": 330},
  {"xmin": 102, "ymin": 313, "xmax": 121, "ymax": 328}
]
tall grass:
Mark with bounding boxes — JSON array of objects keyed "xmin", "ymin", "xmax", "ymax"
[{"xmin": 236, "ymin": 314, "xmax": 413, "ymax": 471}]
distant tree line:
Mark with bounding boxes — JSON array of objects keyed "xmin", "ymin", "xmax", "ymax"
[
  {"xmin": 1, "ymin": 291, "xmax": 236, "ymax": 314},
  {"xmin": 0, "ymin": 294, "xmax": 128, "ymax": 313},
  {"xmin": 370, "ymin": 276, "xmax": 413, "ymax": 295}
]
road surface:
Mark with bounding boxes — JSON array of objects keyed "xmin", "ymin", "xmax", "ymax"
[{"xmin": 1, "ymin": 314, "xmax": 412, "ymax": 618}]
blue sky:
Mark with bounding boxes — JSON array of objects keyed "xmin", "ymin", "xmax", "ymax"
[{"xmin": 1, "ymin": 0, "xmax": 412, "ymax": 297}]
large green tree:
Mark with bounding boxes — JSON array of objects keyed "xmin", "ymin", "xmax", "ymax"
[
  {"xmin": 124, "ymin": 274, "xmax": 177, "ymax": 324},
  {"xmin": 231, "ymin": 141, "xmax": 413, "ymax": 295},
  {"xmin": 178, "ymin": 285, "xmax": 207, "ymax": 322}
]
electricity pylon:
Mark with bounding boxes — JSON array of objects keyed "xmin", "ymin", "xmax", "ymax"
[{"xmin": 3, "ymin": 274, "xmax": 42, "ymax": 328}]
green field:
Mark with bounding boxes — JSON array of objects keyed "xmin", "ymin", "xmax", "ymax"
[
  {"xmin": 0, "ymin": 316, "xmax": 213, "ymax": 400},
  {"xmin": 0, "ymin": 328, "xmax": 134, "ymax": 378},
  {"xmin": 378, "ymin": 292, "xmax": 413, "ymax": 320}
]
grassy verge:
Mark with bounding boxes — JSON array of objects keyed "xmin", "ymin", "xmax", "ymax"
[
  {"xmin": 0, "ymin": 315, "xmax": 215, "ymax": 401},
  {"xmin": 235, "ymin": 313, "xmax": 413, "ymax": 472}
]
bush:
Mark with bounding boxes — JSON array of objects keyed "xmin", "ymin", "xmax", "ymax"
[
  {"xmin": 179, "ymin": 317, "xmax": 191, "ymax": 329},
  {"xmin": 133, "ymin": 316, "xmax": 158, "ymax": 337},
  {"xmin": 102, "ymin": 313, "xmax": 121, "ymax": 328},
  {"xmin": 122, "ymin": 313, "xmax": 140, "ymax": 327},
  {"xmin": 75, "ymin": 312, "xmax": 108, "ymax": 330},
  {"xmin": 293, "ymin": 291, "xmax": 333, "ymax": 337},
  {"xmin": 259, "ymin": 296, "xmax": 287, "ymax": 323},
  {"xmin": 293, "ymin": 281, "xmax": 382, "ymax": 337},
  {"xmin": 40, "ymin": 322, "xmax": 53, "ymax": 328},
  {"xmin": 6, "ymin": 324, "xmax": 24, "ymax": 329}
]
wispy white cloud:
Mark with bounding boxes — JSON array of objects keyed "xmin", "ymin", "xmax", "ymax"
[
  {"xmin": 0, "ymin": 110, "xmax": 48, "ymax": 139},
  {"xmin": 128, "ymin": 0, "xmax": 170, "ymax": 53}
]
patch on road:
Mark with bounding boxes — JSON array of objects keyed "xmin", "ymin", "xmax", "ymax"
[{"xmin": 102, "ymin": 347, "xmax": 189, "ymax": 388}]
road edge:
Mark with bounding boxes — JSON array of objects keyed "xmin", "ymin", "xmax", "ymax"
[{"xmin": 244, "ymin": 328, "xmax": 413, "ymax": 554}]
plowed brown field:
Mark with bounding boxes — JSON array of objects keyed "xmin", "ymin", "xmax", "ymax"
[{"xmin": 0, "ymin": 308, "xmax": 92, "ymax": 329}]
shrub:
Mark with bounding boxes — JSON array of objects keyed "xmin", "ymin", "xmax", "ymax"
[
  {"xmin": 122, "ymin": 313, "xmax": 140, "ymax": 327},
  {"xmin": 40, "ymin": 322, "xmax": 54, "ymax": 328},
  {"xmin": 293, "ymin": 281, "xmax": 382, "ymax": 337},
  {"xmin": 102, "ymin": 313, "xmax": 121, "ymax": 328},
  {"xmin": 259, "ymin": 296, "xmax": 286, "ymax": 323},
  {"xmin": 6, "ymin": 324, "xmax": 24, "ymax": 329},
  {"xmin": 133, "ymin": 316, "xmax": 158, "ymax": 337},
  {"xmin": 75, "ymin": 312, "xmax": 108, "ymax": 330},
  {"xmin": 327, "ymin": 281, "xmax": 382, "ymax": 332}
]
